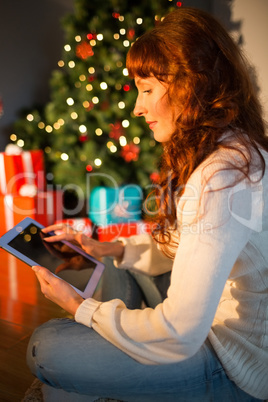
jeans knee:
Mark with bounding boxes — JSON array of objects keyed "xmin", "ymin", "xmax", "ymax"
[{"xmin": 26, "ymin": 319, "xmax": 63, "ymax": 377}]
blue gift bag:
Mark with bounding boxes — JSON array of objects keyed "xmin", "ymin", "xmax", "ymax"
[{"xmin": 89, "ymin": 185, "xmax": 143, "ymax": 226}]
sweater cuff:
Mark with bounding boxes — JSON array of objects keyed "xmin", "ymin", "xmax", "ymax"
[
  {"xmin": 113, "ymin": 234, "xmax": 151, "ymax": 269},
  {"xmin": 75, "ymin": 298, "xmax": 102, "ymax": 327}
]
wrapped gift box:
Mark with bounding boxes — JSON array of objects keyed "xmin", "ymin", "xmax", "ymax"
[
  {"xmin": 0, "ymin": 149, "xmax": 45, "ymax": 194},
  {"xmin": 89, "ymin": 185, "xmax": 143, "ymax": 226},
  {"xmin": 0, "ymin": 191, "xmax": 63, "ymax": 236},
  {"xmin": 97, "ymin": 220, "xmax": 152, "ymax": 242}
]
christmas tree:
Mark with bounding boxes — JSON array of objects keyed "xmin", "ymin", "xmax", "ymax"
[{"xmin": 11, "ymin": 0, "xmax": 180, "ymax": 197}]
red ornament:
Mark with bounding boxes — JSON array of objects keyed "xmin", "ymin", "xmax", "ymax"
[
  {"xmin": 127, "ymin": 28, "xmax": 135, "ymax": 40},
  {"xmin": 150, "ymin": 172, "xmax": 160, "ymax": 183},
  {"xmin": 109, "ymin": 122, "xmax": 124, "ymax": 140},
  {"xmin": 123, "ymin": 84, "xmax": 130, "ymax": 92},
  {"xmin": 86, "ymin": 164, "xmax": 93, "ymax": 172},
  {"xmin": 79, "ymin": 135, "xmax": 88, "ymax": 142},
  {"xmin": 86, "ymin": 102, "xmax": 94, "ymax": 111},
  {"xmin": 76, "ymin": 41, "xmax": 94, "ymax": 59},
  {"xmin": 176, "ymin": 1, "xmax": 183, "ymax": 7},
  {"xmin": 112, "ymin": 12, "xmax": 120, "ymax": 19},
  {"xmin": 121, "ymin": 143, "xmax": 140, "ymax": 162},
  {"xmin": 87, "ymin": 33, "xmax": 96, "ymax": 40},
  {"xmin": 100, "ymin": 101, "xmax": 109, "ymax": 111}
]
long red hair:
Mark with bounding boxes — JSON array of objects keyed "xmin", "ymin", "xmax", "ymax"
[{"xmin": 126, "ymin": 7, "xmax": 267, "ymax": 257}]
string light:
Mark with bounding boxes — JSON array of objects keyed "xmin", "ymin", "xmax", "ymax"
[
  {"xmin": 53, "ymin": 122, "xmax": 61, "ymax": 130},
  {"xmin": 118, "ymin": 101, "xmax": 125, "ymax": 109},
  {"xmin": 83, "ymin": 101, "xmax": 90, "ymax": 108},
  {"xmin": 86, "ymin": 84, "xmax": 93, "ymax": 91},
  {"xmin": 95, "ymin": 128, "xmax": 103, "ymax": 136},
  {"xmin": 92, "ymin": 96, "xmax": 99, "ymax": 104},
  {"xmin": 67, "ymin": 97, "xmax": 74, "ymax": 106},
  {"xmin": 94, "ymin": 158, "xmax": 102, "ymax": 166},
  {"xmin": 68, "ymin": 61, "xmax": 75, "ymax": 68},
  {"xmin": 64, "ymin": 44, "xmax": 71, "ymax": 52},
  {"xmin": 45, "ymin": 125, "xmax": 53, "ymax": 133},
  {"xmin": 26, "ymin": 114, "xmax": 34, "ymax": 122},
  {"xmin": 122, "ymin": 119, "xmax": 129, "ymax": 128},
  {"xmin": 79, "ymin": 124, "xmax": 87, "ymax": 133},
  {"xmin": 61, "ymin": 153, "xmax": 69, "ymax": 161},
  {"xmin": 119, "ymin": 136, "xmax": 127, "ymax": 146},
  {"xmin": 100, "ymin": 82, "xmax": 108, "ymax": 90},
  {"xmin": 71, "ymin": 112, "xmax": 78, "ymax": 119},
  {"xmin": 110, "ymin": 145, "xmax": 117, "ymax": 153}
]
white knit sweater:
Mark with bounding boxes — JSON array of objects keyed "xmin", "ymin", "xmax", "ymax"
[{"xmin": 76, "ymin": 140, "xmax": 268, "ymax": 399}]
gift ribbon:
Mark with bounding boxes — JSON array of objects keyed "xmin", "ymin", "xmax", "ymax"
[
  {"xmin": 0, "ymin": 153, "xmax": 7, "ymax": 194},
  {"xmin": 4, "ymin": 194, "xmax": 14, "ymax": 231},
  {"xmin": 21, "ymin": 151, "xmax": 34, "ymax": 185}
]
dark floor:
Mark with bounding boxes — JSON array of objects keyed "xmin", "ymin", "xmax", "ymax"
[{"xmin": 0, "ymin": 249, "xmax": 68, "ymax": 401}]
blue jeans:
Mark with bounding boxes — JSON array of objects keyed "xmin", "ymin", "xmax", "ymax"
[{"xmin": 27, "ymin": 258, "xmax": 263, "ymax": 401}]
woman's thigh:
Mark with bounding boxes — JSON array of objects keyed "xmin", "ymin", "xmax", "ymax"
[{"xmin": 27, "ymin": 318, "xmax": 260, "ymax": 402}]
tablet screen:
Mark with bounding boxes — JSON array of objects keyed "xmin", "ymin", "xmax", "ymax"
[{"xmin": 8, "ymin": 223, "xmax": 97, "ymax": 292}]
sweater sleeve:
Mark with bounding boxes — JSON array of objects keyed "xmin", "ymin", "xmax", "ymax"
[
  {"xmin": 75, "ymin": 161, "xmax": 258, "ymax": 365},
  {"xmin": 113, "ymin": 233, "xmax": 173, "ymax": 276}
]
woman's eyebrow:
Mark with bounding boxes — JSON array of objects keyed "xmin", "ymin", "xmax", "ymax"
[{"xmin": 135, "ymin": 78, "xmax": 152, "ymax": 87}]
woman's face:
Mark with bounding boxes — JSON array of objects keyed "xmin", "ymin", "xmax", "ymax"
[{"xmin": 133, "ymin": 76, "xmax": 176, "ymax": 142}]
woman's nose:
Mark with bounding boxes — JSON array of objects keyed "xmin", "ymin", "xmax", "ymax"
[{"xmin": 133, "ymin": 99, "xmax": 147, "ymax": 117}]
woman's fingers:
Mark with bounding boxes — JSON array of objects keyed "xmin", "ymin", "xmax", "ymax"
[
  {"xmin": 43, "ymin": 232, "xmax": 77, "ymax": 243},
  {"xmin": 41, "ymin": 223, "xmax": 76, "ymax": 235}
]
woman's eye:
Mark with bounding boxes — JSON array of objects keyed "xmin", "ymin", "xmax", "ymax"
[{"xmin": 143, "ymin": 89, "xmax": 151, "ymax": 94}]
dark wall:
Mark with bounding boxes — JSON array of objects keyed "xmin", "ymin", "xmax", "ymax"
[{"xmin": 0, "ymin": 0, "xmax": 74, "ymax": 150}]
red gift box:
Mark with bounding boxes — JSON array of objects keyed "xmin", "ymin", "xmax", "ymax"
[
  {"xmin": 0, "ymin": 150, "xmax": 45, "ymax": 194},
  {"xmin": 97, "ymin": 220, "xmax": 152, "ymax": 242},
  {"xmin": 0, "ymin": 191, "xmax": 63, "ymax": 236}
]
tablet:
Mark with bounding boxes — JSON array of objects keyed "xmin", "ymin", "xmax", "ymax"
[{"xmin": 0, "ymin": 217, "xmax": 105, "ymax": 298}]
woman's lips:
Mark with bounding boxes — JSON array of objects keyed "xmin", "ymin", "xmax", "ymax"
[{"xmin": 147, "ymin": 121, "xmax": 157, "ymax": 130}]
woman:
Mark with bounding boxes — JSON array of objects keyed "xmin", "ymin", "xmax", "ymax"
[{"xmin": 27, "ymin": 7, "xmax": 268, "ymax": 401}]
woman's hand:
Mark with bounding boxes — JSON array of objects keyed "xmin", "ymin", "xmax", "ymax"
[
  {"xmin": 32, "ymin": 265, "xmax": 84, "ymax": 315},
  {"xmin": 41, "ymin": 223, "xmax": 124, "ymax": 261}
]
